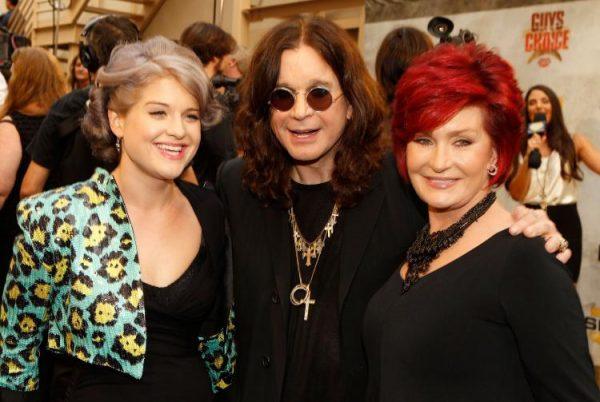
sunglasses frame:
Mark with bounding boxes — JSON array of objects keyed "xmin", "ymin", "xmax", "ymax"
[{"xmin": 268, "ymin": 86, "xmax": 344, "ymax": 112}]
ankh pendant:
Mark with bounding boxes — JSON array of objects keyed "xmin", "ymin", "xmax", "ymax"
[{"xmin": 290, "ymin": 284, "xmax": 316, "ymax": 321}]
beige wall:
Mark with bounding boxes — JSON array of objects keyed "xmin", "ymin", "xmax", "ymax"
[{"xmin": 143, "ymin": 0, "xmax": 215, "ymax": 41}]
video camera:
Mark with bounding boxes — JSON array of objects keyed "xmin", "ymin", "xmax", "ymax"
[
  {"xmin": 212, "ymin": 74, "xmax": 241, "ymax": 111},
  {"xmin": 0, "ymin": 25, "xmax": 31, "ymax": 79},
  {"xmin": 427, "ymin": 16, "xmax": 476, "ymax": 45},
  {"xmin": 211, "ymin": 75, "xmax": 240, "ymax": 90}
]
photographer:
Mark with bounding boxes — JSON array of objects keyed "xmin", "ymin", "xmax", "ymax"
[
  {"xmin": 20, "ymin": 15, "xmax": 139, "ymax": 197},
  {"xmin": 508, "ymin": 85, "xmax": 600, "ymax": 282}
]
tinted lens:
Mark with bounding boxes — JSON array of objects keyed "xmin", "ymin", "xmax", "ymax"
[
  {"xmin": 269, "ymin": 89, "xmax": 295, "ymax": 111},
  {"xmin": 307, "ymin": 87, "xmax": 333, "ymax": 111}
]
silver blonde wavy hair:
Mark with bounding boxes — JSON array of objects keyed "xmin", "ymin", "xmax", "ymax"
[{"xmin": 83, "ymin": 35, "xmax": 223, "ymax": 164}]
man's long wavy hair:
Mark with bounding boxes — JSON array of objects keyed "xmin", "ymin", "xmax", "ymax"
[{"xmin": 235, "ymin": 16, "xmax": 387, "ymax": 208}]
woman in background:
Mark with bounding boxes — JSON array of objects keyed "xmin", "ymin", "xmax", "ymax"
[
  {"xmin": 508, "ymin": 84, "xmax": 600, "ymax": 281},
  {"xmin": 68, "ymin": 55, "xmax": 91, "ymax": 90},
  {"xmin": 375, "ymin": 26, "xmax": 433, "ymax": 105},
  {"xmin": 0, "ymin": 47, "xmax": 66, "ymax": 291}
]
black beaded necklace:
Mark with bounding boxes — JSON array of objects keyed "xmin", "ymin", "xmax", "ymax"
[{"xmin": 402, "ymin": 191, "xmax": 497, "ymax": 294}]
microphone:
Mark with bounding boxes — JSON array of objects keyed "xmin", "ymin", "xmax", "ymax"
[{"xmin": 527, "ymin": 113, "xmax": 546, "ymax": 169}]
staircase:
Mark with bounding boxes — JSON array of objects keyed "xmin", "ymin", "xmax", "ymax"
[{"xmin": 8, "ymin": 0, "xmax": 165, "ymax": 68}]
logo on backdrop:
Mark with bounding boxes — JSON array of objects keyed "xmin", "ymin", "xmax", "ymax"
[
  {"xmin": 524, "ymin": 10, "xmax": 570, "ymax": 68},
  {"xmin": 585, "ymin": 304, "xmax": 600, "ymax": 365}
]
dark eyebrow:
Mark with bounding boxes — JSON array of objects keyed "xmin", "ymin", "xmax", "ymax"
[
  {"xmin": 418, "ymin": 129, "xmax": 477, "ymax": 137},
  {"xmin": 276, "ymin": 79, "xmax": 333, "ymax": 90},
  {"xmin": 447, "ymin": 129, "xmax": 477, "ymax": 136}
]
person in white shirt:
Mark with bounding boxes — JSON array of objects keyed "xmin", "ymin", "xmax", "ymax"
[{"xmin": 508, "ymin": 84, "xmax": 600, "ymax": 282}]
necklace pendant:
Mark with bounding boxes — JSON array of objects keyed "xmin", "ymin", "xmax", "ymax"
[
  {"xmin": 289, "ymin": 284, "xmax": 316, "ymax": 321},
  {"xmin": 540, "ymin": 200, "xmax": 548, "ymax": 210}
]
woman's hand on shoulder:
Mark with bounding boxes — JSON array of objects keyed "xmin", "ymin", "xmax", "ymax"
[
  {"xmin": 573, "ymin": 133, "xmax": 600, "ymax": 174},
  {"xmin": 508, "ymin": 205, "xmax": 571, "ymax": 264}
]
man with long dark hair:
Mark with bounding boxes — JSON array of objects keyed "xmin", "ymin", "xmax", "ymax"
[{"xmin": 217, "ymin": 16, "xmax": 570, "ymax": 402}]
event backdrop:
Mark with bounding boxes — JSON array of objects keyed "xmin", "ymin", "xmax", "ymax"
[{"xmin": 364, "ymin": 0, "xmax": 600, "ymax": 362}]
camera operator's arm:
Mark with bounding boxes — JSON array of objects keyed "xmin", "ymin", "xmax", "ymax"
[
  {"xmin": 0, "ymin": 120, "xmax": 21, "ymax": 209},
  {"xmin": 20, "ymin": 162, "xmax": 49, "ymax": 199},
  {"xmin": 573, "ymin": 133, "xmax": 600, "ymax": 174}
]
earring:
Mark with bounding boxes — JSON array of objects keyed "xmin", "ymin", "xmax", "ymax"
[
  {"xmin": 487, "ymin": 164, "xmax": 498, "ymax": 176},
  {"xmin": 115, "ymin": 138, "xmax": 121, "ymax": 153}
]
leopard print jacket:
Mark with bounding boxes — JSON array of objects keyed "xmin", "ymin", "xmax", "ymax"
[{"xmin": 0, "ymin": 169, "xmax": 235, "ymax": 392}]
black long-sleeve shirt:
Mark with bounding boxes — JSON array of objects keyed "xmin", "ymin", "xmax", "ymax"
[{"xmin": 364, "ymin": 229, "xmax": 599, "ymax": 402}]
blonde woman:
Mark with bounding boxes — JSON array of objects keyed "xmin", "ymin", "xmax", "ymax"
[{"xmin": 0, "ymin": 47, "xmax": 66, "ymax": 290}]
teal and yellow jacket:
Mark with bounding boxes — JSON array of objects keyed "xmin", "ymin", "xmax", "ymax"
[{"xmin": 0, "ymin": 169, "xmax": 235, "ymax": 392}]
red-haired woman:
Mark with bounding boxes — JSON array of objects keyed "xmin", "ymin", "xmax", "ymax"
[
  {"xmin": 363, "ymin": 43, "xmax": 599, "ymax": 401},
  {"xmin": 217, "ymin": 17, "xmax": 570, "ymax": 402}
]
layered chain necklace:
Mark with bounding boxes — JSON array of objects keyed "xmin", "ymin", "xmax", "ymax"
[
  {"xmin": 403, "ymin": 192, "xmax": 496, "ymax": 294},
  {"xmin": 288, "ymin": 203, "xmax": 339, "ymax": 321}
]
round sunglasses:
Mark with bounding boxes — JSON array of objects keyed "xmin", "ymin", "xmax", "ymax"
[{"xmin": 268, "ymin": 87, "xmax": 343, "ymax": 112}]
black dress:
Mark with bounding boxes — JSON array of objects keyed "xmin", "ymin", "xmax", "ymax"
[
  {"xmin": 40, "ymin": 180, "xmax": 228, "ymax": 402},
  {"xmin": 51, "ymin": 244, "xmax": 215, "ymax": 402},
  {"xmin": 363, "ymin": 230, "xmax": 600, "ymax": 402},
  {"xmin": 0, "ymin": 112, "xmax": 45, "ymax": 290}
]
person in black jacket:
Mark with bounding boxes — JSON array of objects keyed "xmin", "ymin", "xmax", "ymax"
[
  {"xmin": 20, "ymin": 15, "xmax": 139, "ymax": 197},
  {"xmin": 180, "ymin": 22, "xmax": 238, "ymax": 186},
  {"xmin": 216, "ymin": 16, "xmax": 572, "ymax": 402}
]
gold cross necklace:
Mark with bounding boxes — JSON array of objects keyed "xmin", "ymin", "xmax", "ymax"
[{"xmin": 288, "ymin": 203, "xmax": 339, "ymax": 321}]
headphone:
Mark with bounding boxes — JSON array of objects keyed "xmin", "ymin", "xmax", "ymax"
[{"xmin": 79, "ymin": 15, "xmax": 140, "ymax": 73}]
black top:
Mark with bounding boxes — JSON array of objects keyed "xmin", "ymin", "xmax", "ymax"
[
  {"xmin": 281, "ymin": 182, "xmax": 343, "ymax": 402},
  {"xmin": 27, "ymin": 87, "xmax": 107, "ymax": 189},
  {"xmin": 53, "ymin": 244, "xmax": 216, "ymax": 402},
  {"xmin": 363, "ymin": 230, "xmax": 600, "ymax": 402},
  {"xmin": 216, "ymin": 153, "xmax": 426, "ymax": 402},
  {"xmin": 0, "ymin": 112, "xmax": 45, "ymax": 290}
]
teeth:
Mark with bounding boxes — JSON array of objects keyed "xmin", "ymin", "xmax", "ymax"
[{"xmin": 156, "ymin": 144, "xmax": 183, "ymax": 153}]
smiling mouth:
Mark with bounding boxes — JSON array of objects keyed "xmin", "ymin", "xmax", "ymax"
[
  {"xmin": 289, "ymin": 128, "xmax": 320, "ymax": 136},
  {"xmin": 155, "ymin": 143, "xmax": 187, "ymax": 158},
  {"xmin": 425, "ymin": 177, "xmax": 458, "ymax": 189}
]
